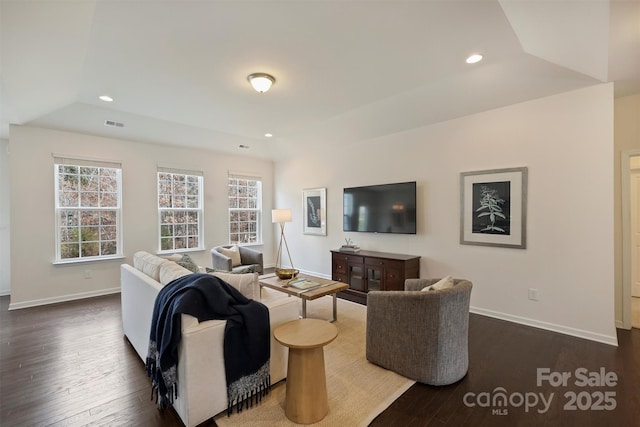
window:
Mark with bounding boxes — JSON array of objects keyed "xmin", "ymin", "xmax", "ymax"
[
  {"xmin": 158, "ymin": 168, "xmax": 203, "ymax": 252},
  {"xmin": 228, "ymin": 173, "xmax": 262, "ymax": 245},
  {"xmin": 54, "ymin": 157, "xmax": 122, "ymax": 262}
]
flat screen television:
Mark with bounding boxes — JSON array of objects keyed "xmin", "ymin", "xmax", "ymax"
[{"xmin": 343, "ymin": 181, "xmax": 417, "ymax": 234}]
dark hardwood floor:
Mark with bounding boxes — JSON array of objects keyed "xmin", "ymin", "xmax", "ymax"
[{"xmin": 1, "ymin": 294, "xmax": 638, "ymax": 426}]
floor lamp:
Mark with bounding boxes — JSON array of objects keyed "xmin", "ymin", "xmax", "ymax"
[{"xmin": 272, "ymin": 208, "xmax": 297, "ymax": 278}]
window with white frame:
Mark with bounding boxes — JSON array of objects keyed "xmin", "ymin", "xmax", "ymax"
[
  {"xmin": 158, "ymin": 168, "xmax": 204, "ymax": 252},
  {"xmin": 228, "ymin": 173, "xmax": 262, "ymax": 245},
  {"xmin": 54, "ymin": 157, "xmax": 122, "ymax": 262}
]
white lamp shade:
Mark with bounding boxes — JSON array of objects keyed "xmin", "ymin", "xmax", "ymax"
[
  {"xmin": 272, "ymin": 208, "xmax": 292, "ymax": 223},
  {"xmin": 248, "ymin": 73, "xmax": 275, "ymax": 93}
]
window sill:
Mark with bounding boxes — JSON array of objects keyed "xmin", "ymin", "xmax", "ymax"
[
  {"xmin": 53, "ymin": 255, "xmax": 125, "ymax": 266},
  {"xmin": 157, "ymin": 247, "xmax": 206, "ymax": 255}
]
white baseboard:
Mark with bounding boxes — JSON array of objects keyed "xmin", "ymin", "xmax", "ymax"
[
  {"xmin": 8, "ymin": 287, "xmax": 121, "ymax": 310},
  {"xmin": 0, "ymin": 289, "xmax": 10, "ymax": 297},
  {"xmin": 470, "ymin": 306, "xmax": 618, "ymax": 347},
  {"xmin": 297, "ymin": 269, "xmax": 331, "ymax": 280}
]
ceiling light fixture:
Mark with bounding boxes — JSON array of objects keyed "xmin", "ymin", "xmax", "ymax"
[
  {"xmin": 264, "ymin": 133, "xmax": 273, "ymax": 138},
  {"xmin": 247, "ymin": 73, "xmax": 275, "ymax": 93},
  {"xmin": 99, "ymin": 95, "xmax": 114, "ymax": 102},
  {"xmin": 466, "ymin": 54, "xmax": 483, "ymax": 64}
]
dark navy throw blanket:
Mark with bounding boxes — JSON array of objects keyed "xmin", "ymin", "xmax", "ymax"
[{"xmin": 145, "ymin": 273, "xmax": 271, "ymax": 414}]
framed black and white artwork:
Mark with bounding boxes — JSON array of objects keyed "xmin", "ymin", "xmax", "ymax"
[
  {"xmin": 460, "ymin": 167, "xmax": 527, "ymax": 249},
  {"xmin": 303, "ymin": 187, "xmax": 326, "ymax": 236}
]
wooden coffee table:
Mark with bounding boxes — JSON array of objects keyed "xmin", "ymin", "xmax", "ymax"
[
  {"xmin": 274, "ymin": 319, "xmax": 338, "ymax": 424},
  {"xmin": 259, "ymin": 274, "xmax": 348, "ymax": 322}
]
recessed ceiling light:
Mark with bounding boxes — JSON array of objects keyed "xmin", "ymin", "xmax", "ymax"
[
  {"xmin": 99, "ymin": 95, "xmax": 114, "ymax": 102},
  {"xmin": 466, "ymin": 54, "xmax": 483, "ymax": 64},
  {"xmin": 264, "ymin": 133, "xmax": 273, "ymax": 138}
]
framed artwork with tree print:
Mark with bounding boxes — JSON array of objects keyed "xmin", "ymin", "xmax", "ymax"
[
  {"xmin": 460, "ymin": 167, "xmax": 527, "ymax": 249},
  {"xmin": 303, "ymin": 187, "xmax": 326, "ymax": 236}
]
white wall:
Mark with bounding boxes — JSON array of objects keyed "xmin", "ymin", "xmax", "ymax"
[
  {"xmin": 6, "ymin": 85, "xmax": 619, "ymax": 345},
  {"xmin": 275, "ymin": 84, "xmax": 617, "ymax": 345},
  {"xmin": 0, "ymin": 139, "xmax": 10, "ymax": 296},
  {"xmin": 8, "ymin": 126, "xmax": 274, "ymax": 308}
]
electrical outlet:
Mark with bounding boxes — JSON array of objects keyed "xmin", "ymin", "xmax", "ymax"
[
  {"xmin": 528, "ymin": 288, "xmax": 539, "ymax": 301},
  {"xmin": 84, "ymin": 270, "xmax": 92, "ymax": 279}
]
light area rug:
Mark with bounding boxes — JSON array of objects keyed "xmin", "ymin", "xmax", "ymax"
[{"xmin": 214, "ymin": 292, "xmax": 415, "ymax": 427}]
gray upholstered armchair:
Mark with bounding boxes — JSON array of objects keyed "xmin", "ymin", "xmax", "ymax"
[
  {"xmin": 210, "ymin": 245, "xmax": 264, "ymax": 274},
  {"xmin": 366, "ymin": 278, "xmax": 472, "ymax": 385}
]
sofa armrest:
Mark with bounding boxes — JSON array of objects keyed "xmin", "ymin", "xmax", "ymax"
[
  {"xmin": 367, "ymin": 290, "xmax": 452, "ymax": 383},
  {"xmin": 177, "ymin": 314, "xmax": 228, "ymax": 426},
  {"xmin": 175, "ymin": 296, "xmax": 299, "ymax": 426},
  {"xmin": 366, "ymin": 291, "xmax": 442, "ymax": 361},
  {"xmin": 121, "ymin": 264, "xmax": 163, "ymax": 361},
  {"xmin": 211, "ymin": 248, "xmax": 233, "ymax": 271}
]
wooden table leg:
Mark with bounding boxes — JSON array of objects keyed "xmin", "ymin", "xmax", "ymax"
[
  {"xmin": 284, "ymin": 346, "xmax": 329, "ymax": 424},
  {"xmin": 331, "ymin": 293, "xmax": 338, "ymax": 322}
]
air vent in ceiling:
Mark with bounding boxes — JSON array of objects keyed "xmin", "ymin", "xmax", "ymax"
[{"xmin": 104, "ymin": 120, "xmax": 124, "ymax": 128}]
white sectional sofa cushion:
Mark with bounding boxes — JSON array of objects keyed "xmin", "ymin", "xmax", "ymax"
[
  {"xmin": 121, "ymin": 251, "xmax": 299, "ymax": 427},
  {"xmin": 133, "ymin": 250, "xmax": 168, "ymax": 282},
  {"xmin": 159, "ymin": 260, "xmax": 192, "ymax": 285}
]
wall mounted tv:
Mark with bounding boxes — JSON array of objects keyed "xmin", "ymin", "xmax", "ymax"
[{"xmin": 343, "ymin": 181, "xmax": 417, "ymax": 234}]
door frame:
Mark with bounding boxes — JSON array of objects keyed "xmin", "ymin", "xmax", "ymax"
[{"xmin": 621, "ymin": 149, "xmax": 640, "ymax": 330}]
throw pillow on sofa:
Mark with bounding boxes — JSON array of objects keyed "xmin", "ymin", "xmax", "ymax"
[
  {"xmin": 421, "ymin": 275, "xmax": 454, "ymax": 292},
  {"xmin": 208, "ymin": 270, "xmax": 260, "ymax": 301},
  {"xmin": 176, "ymin": 253, "xmax": 199, "ymax": 273}
]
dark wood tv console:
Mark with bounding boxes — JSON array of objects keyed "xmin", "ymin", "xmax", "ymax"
[{"xmin": 331, "ymin": 249, "xmax": 420, "ymax": 305}]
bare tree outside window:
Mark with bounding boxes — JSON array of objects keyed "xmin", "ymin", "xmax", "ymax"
[
  {"xmin": 228, "ymin": 175, "xmax": 262, "ymax": 245},
  {"xmin": 158, "ymin": 170, "xmax": 203, "ymax": 252},
  {"xmin": 55, "ymin": 162, "xmax": 122, "ymax": 262}
]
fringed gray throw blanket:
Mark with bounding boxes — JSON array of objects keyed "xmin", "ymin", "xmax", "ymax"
[{"xmin": 145, "ymin": 273, "xmax": 271, "ymax": 415}]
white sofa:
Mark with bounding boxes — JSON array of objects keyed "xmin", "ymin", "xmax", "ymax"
[{"xmin": 121, "ymin": 251, "xmax": 299, "ymax": 427}]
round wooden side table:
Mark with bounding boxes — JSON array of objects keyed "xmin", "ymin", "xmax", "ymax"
[{"xmin": 274, "ymin": 318, "xmax": 338, "ymax": 424}]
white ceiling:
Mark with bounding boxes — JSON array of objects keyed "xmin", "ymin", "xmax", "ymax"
[{"xmin": 1, "ymin": 0, "xmax": 638, "ymax": 160}]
